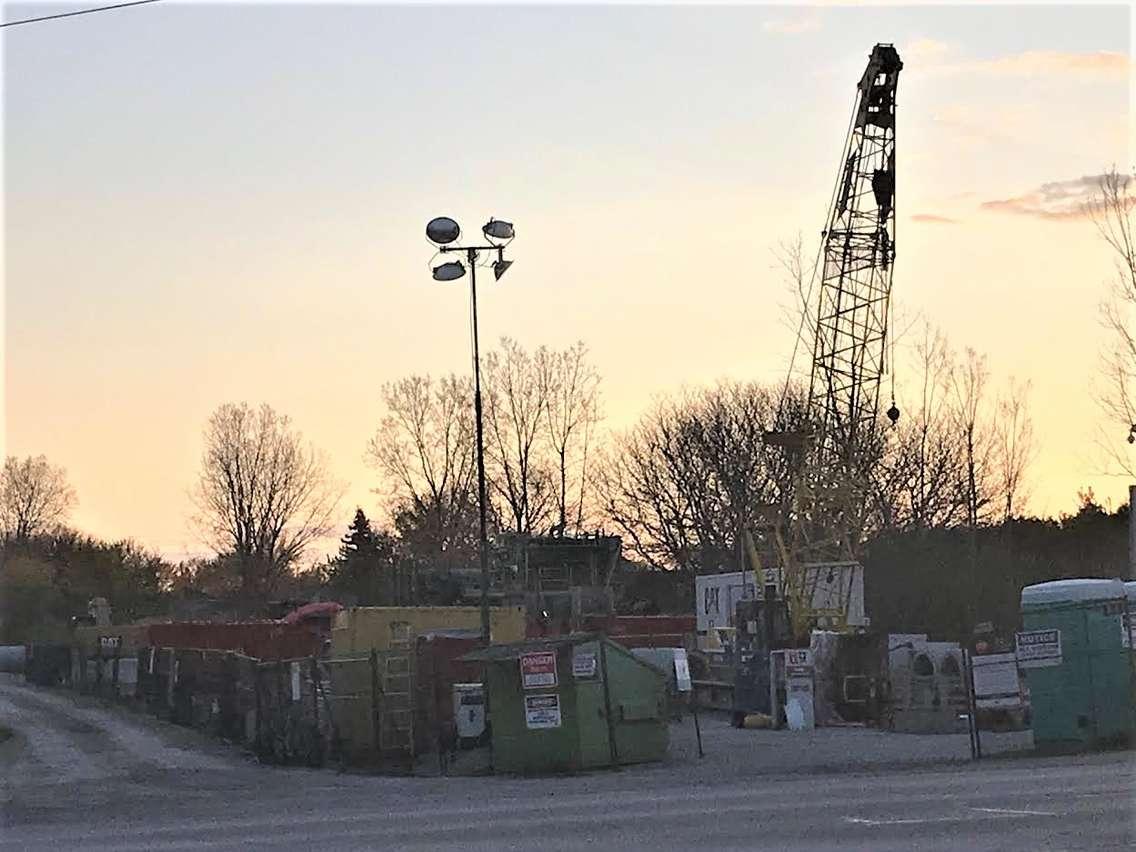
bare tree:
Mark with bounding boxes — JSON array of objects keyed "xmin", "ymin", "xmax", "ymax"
[
  {"xmin": 1087, "ymin": 169, "xmax": 1136, "ymax": 474},
  {"xmin": 595, "ymin": 382, "xmax": 795, "ymax": 575},
  {"xmin": 993, "ymin": 377, "xmax": 1036, "ymax": 521},
  {"xmin": 366, "ymin": 374, "xmax": 477, "ymax": 560},
  {"xmin": 536, "ymin": 341, "xmax": 601, "ymax": 534},
  {"xmin": 875, "ymin": 331, "xmax": 995, "ymax": 533},
  {"xmin": 0, "ymin": 455, "xmax": 77, "ymax": 540},
  {"xmin": 773, "ymin": 233, "xmax": 820, "ymax": 389},
  {"xmin": 872, "ymin": 322, "xmax": 968, "ymax": 530},
  {"xmin": 483, "ymin": 338, "xmax": 555, "ymax": 534},
  {"xmin": 594, "ymin": 398, "xmax": 702, "ymax": 573},
  {"xmin": 193, "ymin": 403, "xmax": 340, "ymax": 605},
  {"xmin": 951, "ymin": 347, "xmax": 995, "ymax": 527}
]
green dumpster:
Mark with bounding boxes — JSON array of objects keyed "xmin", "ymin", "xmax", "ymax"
[
  {"xmin": 461, "ymin": 634, "xmax": 669, "ymax": 773},
  {"xmin": 1019, "ymin": 579, "xmax": 1135, "ymax": 749}
]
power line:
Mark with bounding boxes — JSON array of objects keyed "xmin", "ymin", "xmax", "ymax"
[{"xmin": 2, "ymin": 0, "xmax": 163, "ymax": 29}]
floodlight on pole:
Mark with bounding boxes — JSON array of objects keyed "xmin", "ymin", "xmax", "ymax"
[
  {"xmin": 482, "ymin": 219, "xmax": 515, "ymax": 243},
  {"xmin": 422, "ymin": 215, "xmax": 516, "ymax": 647},
  {"xmin": 493, "ymin": 258, "xmax": 513, "ymax": 281},
  {"xmin": 426, "ymin": 216, "xmax": 461, "ymax": 245},
  {"xmin": 432, "ymin": 261, "xmax": 466, "ymax": 281}
]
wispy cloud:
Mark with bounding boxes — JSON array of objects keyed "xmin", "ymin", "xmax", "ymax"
[
  {"xmin": 910, "ymin": 214, "xmax": 959, "ymax": 224},
  {"xmin": 972, "ymin": 50, "xmax": 1128, "ymax": 77},
  {"xmin": 904, "ymin": 40, "xmax": 1130, "ymax": 79},
  {"xmin": 904, "ymin": 38, "xmax": 950, "ymax": 65},
  {"xmin": 980, "ymin": 174, "xmax": 1128, "ymax": 221},
  {"xmin": 762, "ymin": 11, "xmax": 821, "ymax": 35}
]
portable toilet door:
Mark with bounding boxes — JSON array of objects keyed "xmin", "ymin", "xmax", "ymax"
[{"xmin": 1020, "ymin": 579, "xmax": 1134, "ymax": 748}]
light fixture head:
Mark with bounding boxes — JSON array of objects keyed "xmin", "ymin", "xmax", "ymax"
[
  {"xmin": 432, "ymin": 260, "xmax": 466, "ymax": 282},
  {"xmin": 493, "ymin": 258, "xmax": 513, "ymax": 281},
  {"xmin": 482, "ymin": 218, "xmax": 515, "ymax": 244},
  {"xmin": 426, "ymin": 216, "xmax": 461, "ymax": 245}
]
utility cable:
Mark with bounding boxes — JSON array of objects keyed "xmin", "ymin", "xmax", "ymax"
[
  {"xmin": 778, "ymin": 91, "xmax": 860, "ymax": 421},
  {"xmin": 2, "ymin": 0, "xmax": 162, "ymax": 29}
]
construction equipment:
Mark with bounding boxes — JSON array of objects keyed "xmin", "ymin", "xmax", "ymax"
[{"xmin": 764, "ymin": 44, "xmax": 903, "ymax": 640}]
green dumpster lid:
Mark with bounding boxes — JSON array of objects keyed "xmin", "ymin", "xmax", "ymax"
[
  {"xmin": 459, "ymin": 633, "xmax": 602, "ymax": 663},
  {"xmin": 1021, "ymin": 578, "xmax": 1126, "ymax": 607}
]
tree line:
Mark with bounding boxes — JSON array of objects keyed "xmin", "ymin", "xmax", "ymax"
[{"xmin": 2, "ymin": 171, "xmax": 1134, "ymax": 636}]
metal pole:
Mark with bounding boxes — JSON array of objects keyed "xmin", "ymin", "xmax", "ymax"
[
  {"xmin": 469, "ymin": 247, "xmax": 491, "ymax": 647},
  {"xmin": 1128, "ymin": 484, "xmax": 1136, "ymax": 580},
  {"xmin": 598, "ymin": 640, "xmax": 619, "ymax": 767},
  {"xmin": 692, "ymin": 690, "xmax": 704, "ymax": 758},
  {"xmin": 962, "ymin": 648, "xmax": 980, "ymax": 760}
]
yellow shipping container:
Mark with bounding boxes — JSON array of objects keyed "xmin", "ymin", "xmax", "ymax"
[{"xmin": 330, "ymin": 606, "xmax": 526, "ymax": 656}]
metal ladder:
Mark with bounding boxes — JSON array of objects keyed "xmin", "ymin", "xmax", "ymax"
[{"xmin": 379, "ymin": 623, "xmax": 414, "ymax": 754}]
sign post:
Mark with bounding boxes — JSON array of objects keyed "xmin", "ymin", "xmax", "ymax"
[{"xmin": 961, "ymin": 649, "xmax": 981, "ymax": 760}]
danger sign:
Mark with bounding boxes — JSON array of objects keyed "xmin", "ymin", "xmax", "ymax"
[{"xmin": 520, "ymin": 651, "xmax": 558, "ymax": 689}]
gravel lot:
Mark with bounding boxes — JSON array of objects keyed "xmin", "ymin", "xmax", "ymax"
[
  {"xmin": 3, "ymin": 673, "xmax": 1131, "ymax": 852},
  {"xmin": 433, "ymin": 707, "xmax": 1034, "ymax": 778},
  {"xmin": 656, "ymin": 709, "xmax": 1034, "ymax": 779}
]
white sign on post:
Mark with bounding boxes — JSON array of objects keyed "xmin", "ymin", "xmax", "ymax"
[
  {"xmin": 1015, "ymin": 629, "xmax": 1062, "ymax": 668},
  {"xmin": 674, "ymin": 653, "xmax": 692, "ymax": 692},
  {"xmin": 972, "ymin": 653, "xmax": 1022, "ymax": 709}
]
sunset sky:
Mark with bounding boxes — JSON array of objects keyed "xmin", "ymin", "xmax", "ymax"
[{"xmin": 3, "ymin": 2, "xmax": 1133, "ymax": 561}]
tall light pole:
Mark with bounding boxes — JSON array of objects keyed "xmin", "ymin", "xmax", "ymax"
[{"xmin": 426, "ymin": 216, "xmax": 515, "ymax": 646}]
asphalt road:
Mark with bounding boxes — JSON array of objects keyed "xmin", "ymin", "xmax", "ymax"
[{"xmin": 2, "ymin": 675, "xmax": 1133, "ymax": 851}]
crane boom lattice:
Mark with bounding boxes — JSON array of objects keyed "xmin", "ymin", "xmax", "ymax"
[
  {"xmin": 811, "ymin": 43, "xmax": 902, "ymax": 513},
  {"xmin": 764, "ymin": 44, "xmax": 902, "ymax": 639}
]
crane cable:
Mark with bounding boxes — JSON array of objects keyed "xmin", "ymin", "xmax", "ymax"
[
  {"xmin": 778, "ymin": 87, "xmax": 861, "ymax": 423},
  {"xmin": 2, "ymin": 0, "xmax": 162, "ymax": 29}
]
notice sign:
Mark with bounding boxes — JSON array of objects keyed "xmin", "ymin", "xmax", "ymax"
[
  {"xmin": 520, "ymin": 651, "xmax": 558, "ymax": 689},
  {"xmin": 1016, "ymin": 629, "xmax": 1062, "ymax": 668},
  {"xmin": 573, "ymin": 651, "xmax": 597, "ymax": 679},
  {"xmin": 524, "ymin": 693, "xmax": 562, "ymax": 729}
]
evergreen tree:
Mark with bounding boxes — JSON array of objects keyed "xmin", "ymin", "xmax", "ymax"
[
  {"xmin": 326, "ymin": 508, "xmax": 395, "ymax": 605},
  {"xmin": 339, "ymin": 508, "xmax": 379, "ymax": 561}
]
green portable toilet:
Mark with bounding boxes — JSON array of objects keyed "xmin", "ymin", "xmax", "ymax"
[
  {"xmin": 461, "ymin": 634, "xmax": 669, "ymax": 773},
  {"xmin": 1019, "ymin": 579, "xmax": 1135, "ymax": 749}
]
